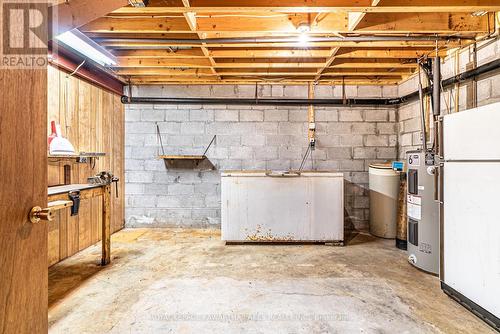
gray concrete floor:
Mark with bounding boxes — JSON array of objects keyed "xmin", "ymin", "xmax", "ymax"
[{"xmin": 48, "ymin": 228, "xmax": 494, "ymax": 333}]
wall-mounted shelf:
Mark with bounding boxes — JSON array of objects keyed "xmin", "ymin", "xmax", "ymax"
[{"xmin": 159, "ymin": 155, "xmax": 206, "ymax": 161}]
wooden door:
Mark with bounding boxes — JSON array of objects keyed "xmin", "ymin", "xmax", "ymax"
[{"xmin": 0, "ymin": 68, "xmax": 48, "ymax": 333}]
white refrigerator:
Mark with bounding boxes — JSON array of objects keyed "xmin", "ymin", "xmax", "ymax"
[{"xmin": 441, "ymin": 102, "xmax": 500, "ymax": 330}]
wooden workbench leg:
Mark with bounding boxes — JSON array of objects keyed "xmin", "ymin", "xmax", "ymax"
[{"xmin": 101, "ymin": 185, "xmax": 111, "ymax": 265}]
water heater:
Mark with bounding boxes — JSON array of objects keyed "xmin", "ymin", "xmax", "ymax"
[{"xmin": 406, "ymin": 150, "xmax": 440, "ymax": 274}]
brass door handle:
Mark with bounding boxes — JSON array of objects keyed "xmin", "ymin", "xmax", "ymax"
[{"xmin": 29, "ymin": 207, "xmax": 54, "ymax": 224}]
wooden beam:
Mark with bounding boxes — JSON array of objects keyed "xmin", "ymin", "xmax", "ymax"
[
  {"xmin": 111, "ymin": 2, "xmax": 500, "ymax": 14},
  {"xmin": 49, "ymin": 0, "xmax": 129, "ymax": 37},
  {"xmin": 315, "ymin": 47, "xmax": 340, "ymax": 81},
  {"xmin": 208, "ymin": 49, "xmax": 331, "ymax": 58},
  {"xmin": 353, "ymin": 12, "xmax": 490, "ymax": 33},
  {"xmin": 101, "ymin": 40, "xmax": 463, "ymax": 49},
  {"xmin": 127, "ymin": 76, "xmax": 402, "ymax": 85},
  {"xmin": 181, "ymin": 0, "xmax": 221, "ymax": 78},
  {"xmin": 113, "ymin": 49, "xmax": 207, "ymax": 58},
  {"xmin": 84, "ymin": 12, "xmax": 488, "ymax": 34},
  {"xmin": 116, "ymin": 58, "xmax": 213, "ymax": 68},
  {"xmin": 334, "ymin": 47, "xmax": 446, "ymax": 58},
  {"xmin": 330, "ymin": 59, "xmax": 417, "ymax": 69}
]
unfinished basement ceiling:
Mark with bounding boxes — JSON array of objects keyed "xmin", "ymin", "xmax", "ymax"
[{"xmin": 79, "ymin": 0, "xmax": 499, "ymax": 85}]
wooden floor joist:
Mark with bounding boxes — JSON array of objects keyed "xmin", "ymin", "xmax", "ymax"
[{"xmin": 74, "ymin": 0, "xmax": 498, "ymax": 85}]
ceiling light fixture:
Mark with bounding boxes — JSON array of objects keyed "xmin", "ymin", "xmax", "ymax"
[
  {"xmin": 56, "ymin": 29, "xmax": 117, "ymax": 67},
  {"xmin": 471, "ymin": 10, "xmax": 488, "ymax": 17},
  {"xmin": 297, "ymin": 23, "xmax": 311, "ymax": 46}
]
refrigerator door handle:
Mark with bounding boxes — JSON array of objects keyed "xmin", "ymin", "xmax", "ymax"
[{"xmin": 435, "ymin": 163, "xmax": 444, "ymax": 204}]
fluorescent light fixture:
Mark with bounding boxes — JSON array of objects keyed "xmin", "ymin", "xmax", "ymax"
[
  {"xmin": 471, "ymin": 10, "xmax": 488, "ymax": 16},
  {"xmin": 56, "ymin": 29, "xmax": 117, "ymax": 66}
]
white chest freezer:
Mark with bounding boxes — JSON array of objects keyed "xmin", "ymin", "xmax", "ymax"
[{"xmin": 221, "ymin": 171, "xmax": 344, "ymax": 243}]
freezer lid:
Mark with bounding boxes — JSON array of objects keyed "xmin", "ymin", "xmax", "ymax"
[
  {"xmin": 443, "ymin": 102, "xmax": 500, "ymax": 161},
  {"xmin": 221, "ymin": 170, "xmax": 344, "ymax": 177}
]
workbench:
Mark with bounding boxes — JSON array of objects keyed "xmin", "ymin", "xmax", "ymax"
[{"xmin": 48, "ymin": 183, "xmax": 112, "ymax": 265}]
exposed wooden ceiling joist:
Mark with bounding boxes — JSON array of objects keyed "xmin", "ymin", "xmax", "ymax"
[{"xmin": 74, "ymin": 0, "xmax": 497, "ymax": 85}]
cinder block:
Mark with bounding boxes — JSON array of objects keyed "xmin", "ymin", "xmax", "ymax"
[
  {"xmin": 327, "ymin": 147, "xmax": 353, "ymax": 159},
  {"xmin": 377, "ymin": 147, "xmax": 397, "ymax": 159},
  {"xmin": 181, "ymin": 122, "xmax": 205, "ymax": 135},
  {"xmin": 264, "ymin": 109, "xmax": 288, "ymax": 121},
  {"xmin": 126, "ymin": 122, "xmax": 156, "ymax": 134},
  {"xmin": 127, "ymin": 171, "xmax": 154, "ymax": 183},
  {"xmin": 339, "ymin": 135, "xmax": 363, "ymax": 147},
  {"xmin": 229, "ymin": 146, "xmax": 253, "ymax": 159},
  {"xmin": 490, "ymin": 74, "xmax": 500, "ymax": 97},
  {"xmin": 242, "ymin": 160, "xmax": 267, "ymax": 169},
  {"xmin": 144, "ymin": 160, "xmax": 165, "ymax": 171},
  {"xmin": 214, "ymin": 135, "xmax": 240, "ymax": 147},
  {"xmin": 283, "ymin": 85, "xmax": 308, "ymax": 98},
  {"xmin": 194, "ymin": 183, "xmax": 218, "ymax": 195},
  {"xmin": 215, "ymin": 109, "xmax": 239, "ymax": 121},
  {"xmin": 130, "ymin": 146, "xmax": 157, "ymax": 159},
  {"xmin": 168, "ymin": 183, "xmax": 195, "ymax": 195},
  {"xmin": 377, "ymin": 123, "xmax": 397, "ymax": 135},
  {"xmin": 340, "ymin": 160, "xmax": 365, "ymax": 171},
  {"xmin": 168, "ymin": 135, "xmax": 194, "ymax": 146},
  {"xmin": 317, "ymin": 135, "xmax": 340, "ymax": 147},
  {"xmin": 352, "ymin": 123, "xmax": 376, "ymax": 134},
  {"xmin": 279, "ymin": 146, "xmax": 302, "ymax": 160},
  {"xmin": 266, "ymin": 134, "xmax": 291, "ymax": 146},
  {"xmin": 190, "ymin": 109, "xmax": 214, "ymax": 122},
  {"xmin": 382, "ymin": 85, "xmax": 398, "ymax": 98},
  {"xmin": 289, "ymin": 109, "xmax": 308, "ymax": 122},
  {"xmin": 314, "ymin": 85, "xmax": 333, "ymax": 98},
  {"xmin": 309, "ymin": 148, "xmax": 327, "ymax": 160},
  {"xmin": 254, "ymin": 146, "xmax": 278, "ymax": 160},
  {"xmin": 125, "ymin": 133, "xmax": 147, "ymax": 146},
  {"xmin": 144, "ymin": 183, "xmax": 168, "ymax": 195},
  {"xmin": 125, "ymin": 159, "xmax": 145, "ymax": 171},
  {"xmin": 357, "ymin": 85, "xmax": 382, "ymax": 98},
  {"xmin": 157, "ymin": 122, "xmax": 181, "ymax": 134},
  {"xmin": 271, "ymin": 85, "xmax": 284, "ymax": 97},
  {"xmin": 125, "ymin": 109, "xmax": 141, "ymax": 122},
  {"xmin": 353, "ymin": 147, "xmax": 377, "ymax": 159},
  {"xmin": 217, "ymin": 159, "xmax": 243, "ymax": 170},
  {"xmin": 127, "ymin": 195, "xmax": 157, "ymax": 208},
  {"xmin": 364, "ymin": 135, "xmax": 388, "ymax": 147},
  {"xmin": 400, "ymin": 133, "xmax": 413, "ymax": 147},
  {"xmin": 403, "ymin": 117, "xmax": 421, "ymax": 133},
  {"xmin": 165, "ymin": 109, "xmax": 189, "ymax": 122},
  {"xmin": 364, "ymin": 109, "xmax": 388, "ymax": 122},
  {"xmin": 314, "ymin": 160, "xmax": 340, "ymax": 170},
  {"xmin": 240, "ymin": 110, "xmax": 264, "ymax": 122},
  {"xmin": 125, "ymin": 183, "xmax": 144, "ymax": 195},
  {"xmin": 339, "ymin": 109, "xmax": 363, "ymax": 122},
  {"xmin": 327, "ymin": 123, "xmax": 352, "ymax": 134},
  {"xmin": 315, "ymin": 109, "xmax": 338, "ymax": 122},
  {"xmin": 200, "ymin": 172, "xmax": 220, "ymax": 184},
  {"xmin": 178, "ymin": 104, "xmax": 202, "ymax": 110},
  {"xmin": 266, "ymin": 159, "xmax": 291, "ymax": 170},
  {"xmin": 279, "ymin": 122, "xmax": 303, "ymax": 135},
  {"xmin": 141, "ymin": 109, "xmax": 165, "ymax": 121},
  {"xmin": 241, "ymin": 135, "xmax": 266, "ymax": 147},
  {"xmin": 255, "ymin": 122, "xmax": 278, "ymax": 134}
]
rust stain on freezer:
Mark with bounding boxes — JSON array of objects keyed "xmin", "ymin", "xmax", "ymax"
[{"xmin": 245, "ymin": 225, "xmax": 295, "ymax": 242}]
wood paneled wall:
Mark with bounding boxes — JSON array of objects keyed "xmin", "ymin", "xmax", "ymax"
[{"xmin": 47, "ymin": 65, "xmax": 124, "ymax": 266}]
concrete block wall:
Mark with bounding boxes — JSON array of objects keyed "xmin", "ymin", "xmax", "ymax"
[
  {"xmin": 397, "ymin": 36, "xmax": 500, "ymax": 158},
  {"xmin": 125, "ymin": 84, "xmax": 398, "ymax": 230}
]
